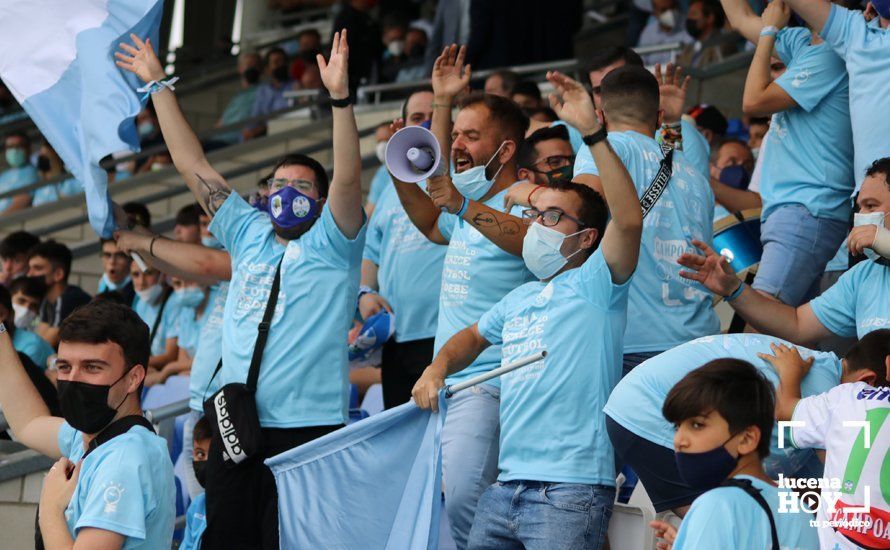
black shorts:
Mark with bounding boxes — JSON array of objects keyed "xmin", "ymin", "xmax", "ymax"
[
  {"xmin": 606, "ymin": 415, "xmax": 704, "ymax": 512},
  {"xmin": 381, "ymin": 337, "xmax": 434, "ymax": 409}
]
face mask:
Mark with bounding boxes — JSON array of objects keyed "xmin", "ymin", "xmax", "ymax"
[
  {"xmin": 272, "ymin": 65, "xmax": 290, "ymax": 83},
  {"xmin": 36, "ymin": 154, "xmax": 51, "ymax": 172},
  {"xmin": 387, "ymin": 40, "xmax": 405, "ymax": 57},
  {"xmin": 685, "ymin": 18, "xmax": 703, "ymax": 39},
  {"xmin": 657, "ymin": 9, "xmax": 679, "ymax": 29},
  {"xmin": 243, "ymin": 67, "xmax": 261, "ymax": 85},
  {"xmin": 543, "ymin": 165, "xmax": 573, "ymax": 186},
  {"xmin": 268, "ymin": 185, "xmax": 319, "ymax": 228},
  {"xmin": 101, "ymin": 273, "xmax": 130, "ymax": 291},
  {"xmin": 5, "ymin": 148, "xmax": 26, "ymax": 168},
  {"xmin": 375, "ymin": 142, "xmax": 388, "ymax": 164},
  {"xmin": 854, "ymin": 211, "xmax": 887, "ymax": 261},
  {"xmin": 718, "ymin": 165, "xmax": 751, "ymax": 190},
  {"xmin": 151, "ymin": 162, "xmax": 166, "ymax": 172},
  {"xmin": 451, "ymin": 142, "xmax": 507, "ymax": 201},
  {"xmin": 176, "ymin": 287, "xmax": 205, "ymax": 309},
  {"xmin": 137, "ymin": 121, "xmax": 155, "ymax": 138},
  {"xmin": 873, "ymin": 0, "xmax": 890, "ymax": 19},
  {"xmin": 57, "ymin": 370, "xmax": 132, "ymax": 434},
  {"xmin": 750, "ymin": 147, "xmax": 760, "ymax": 160},
  {"xmin": 193, "ymin": 459, "xmax": 207, "ymax": 488},
  {"xmin": 202, "ymin": 235, "xmax": 224, "ymax": 249},
  {"xmin": 137, "ymin": 283, "xmax": 163, "ymax": 304},
  {"xmin": 13, "ymin": 303, "xmax": 36, "ymax": 330},
  {"xmin": 674, "ymin": 435, "xmax": 740, "ymax": 490},
  {"xmin": 522, "ymin": 222, "xmax": 587, "ymax": 280}
]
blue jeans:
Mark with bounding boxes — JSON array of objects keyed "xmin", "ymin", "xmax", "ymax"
[
  {"xmin": 442, "ymin": 383, "xmax": 501, "ymax": 550},
  {"xmin": 622, "ymin": 351, "xmax": 660, "ymax": 379},
  {"xmin": 467, "ymin": 481, "xmax": 615, "ymax": 550},
  {"xmin": 753, "ymin": 205, "xmax": 848, "ymax": 306}
]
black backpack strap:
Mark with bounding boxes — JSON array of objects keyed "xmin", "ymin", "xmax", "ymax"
[
  {"xmin": 247, "ymin": 259, "xmax": 283, "ymax": 391},
  {"xmin": 720, "ymin": 478, "xmax": 779, "ymax": 550},
  {"xmin": 203, "ymin": 359, "xmax": 224, "ymax": 402},
  {"xmin": 639, "ymin": 143, "xmax": 674, "ymax": 219},
  {"xmin": 148, "ymin": 286, "xmax": 173, "ymax": 345}
]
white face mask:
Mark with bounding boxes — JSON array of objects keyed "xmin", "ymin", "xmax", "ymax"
[
  {"xmin": 136, "ymin": 283, "xmax": 163, "ymax": 305},
  {"xmin": 750, "ymin": 146, "xmax": 760, "ymax": 160},
  {"xmin": 375, "ymin": 141, "xmax": 387, "ymax": 164},
  {"xmin": 657, "ymin": 9, "xmax": 679, "ymax": 30},
  {"xmin": 853, "ymin": 211, "xmax": 887, "ymax": 261},
  {"xmin": 387, "ymin": 40, "xmax": 405, "ymax": 57},
  {"xmin": 13, "ymin": 303, "xmax": 36, "ymax": 330},
  {"xmin": 522, "ymin": 222, "xmax": 586, "ymax": 280},
  {"xmin": 451, "ymin": 141, "xmax": 507, "ymax": 201}
]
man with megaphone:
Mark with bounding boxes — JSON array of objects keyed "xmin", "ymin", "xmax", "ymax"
[{"xmin": 387, "ymin": 44, "xmax": 536, "ymax": 548}]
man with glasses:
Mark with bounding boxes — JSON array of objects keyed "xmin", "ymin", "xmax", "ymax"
[
  {"xmin": 412, "ymin": 69, "xmax": 643, "ymax": 549},
  {"xmin": 517, "ymin": 125, "xmax": 575, "ymax": 187},
  {"xmin": 97, "ymin": 239, "xmax": 135, "ymax": 304}
]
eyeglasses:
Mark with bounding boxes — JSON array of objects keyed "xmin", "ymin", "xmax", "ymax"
[
  {"xmin": 532, "ymin": 155, "xmax": 575, "ymax": 171},
  {"xmin": 266, "ymin": 178, "xmax": 315, "ymax": 193},
  {"xmin": 522, "ymin": 207, "xmax": 586, "ymax": 228}
]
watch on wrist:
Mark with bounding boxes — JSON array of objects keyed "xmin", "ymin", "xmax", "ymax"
[
  {"xmin": 358, "ymin": 285, "xmax": 376, "ymax": 301},
  {"xmin": 582, "ymin": 127, "xmax": 608, "ymax": 146},
  {"xmin": 329, "ymin": 95, "xmax": 353, "ymax": 108}
]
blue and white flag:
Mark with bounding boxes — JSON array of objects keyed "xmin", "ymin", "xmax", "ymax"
[
  {"xmin": 266, "ymin": 398, "xmax": 446, "ymax": 550},
  {"xmin": 0, "ymin": 0, "xmax": 163, "ymax": 237}
]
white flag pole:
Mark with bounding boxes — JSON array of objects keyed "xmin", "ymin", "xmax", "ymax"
[{"xmin": 444, "ymin": 351, "xmax": 547, "ymax": 398}]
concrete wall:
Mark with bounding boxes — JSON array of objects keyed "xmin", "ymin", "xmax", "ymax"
[{"xmin": 0, "ymin": 469, "xmax": 47, "ymax": 550}]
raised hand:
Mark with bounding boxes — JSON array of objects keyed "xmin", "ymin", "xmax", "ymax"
[
  {"xmin": 655, "ymin": 63, "xmax": 690, "ymax": 124},
  {"xmin": 546, "ymin": 71, "xmax": 600, "ymax": 136},
  {"xmin": 649, "ymin": 520, "xmax": 677, "ymax": 550},
  {"xmin": 389, "ymin": 117, "xmax": 406, "ymax": 135},
  {"xmin": 115, "ymin": 34, "xmax": 165, "ymax": 84},
  {"xmin": 318, "ymin": 30, "xmax": 349, "ymax": 100},
  {"xmin": 762, "ymin": 0, "xmax": 791, "ymax": 29},
  {"xmin": 677, "ymin": 239, "xmax": 742, "ymax": 296},
  {"xmin": 432, "ymin": 45, "xmax": 471, "ymax": 101}
]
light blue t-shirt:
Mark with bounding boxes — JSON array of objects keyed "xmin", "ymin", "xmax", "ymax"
[
  {"xmin": 13, "ymin": 329, "xmax": 54, "ymax": 370},
  {"xmin": 574, "ymin": 130, "xmax": 720, "ymax": 353},
  {"xmin": 367, "ymin": 165, "xmax": 390, "ymax": 206},
  {"xmin": 820, "ymin": 5, "xmax": 890, "ymax": 183},
  {"xmin": 32, "ymin": 176, "xmax": 83, "ymax": 206},
  {"xmin": 209, "ymin": 193, "xmax": 365, "ymax": 428},
  {"xmin": 134, "ymin": 292, "xmax": 179, "ymax": 357},
  {"xmin": 678, "ymin": 119, "xmax": 710, "ymax": 179},
  {"xmin": 673, "ymin": 475, "xmax": 819, "ymax": 549},
  {"xmin": 604, "ymin": 334, "xmax": 842, "ymax": 455},
  {"xmin": 478, "ymin": 249, "xmax": 630, "ymax": 485},
  {"xmin": 0, "ymin": 165, "xmax": 37, "ymax": 211},
  {"xmin": 550, "ymin": 120, "xmax": 584, "ymax": 153},
  {"xmin": 364, "ymin": 183, "xmax": 445, "ymax": 342},
  {"xmin": 189, "ymin": 283, "xmax": 228, "ymax": 413},
  {"xmin": 56, "ymin": 422, "xmax": 175, "ymax": 547},
  {"xmin": 176, "ymin": 304, "xmax": 205, "ymax": 358},
  {"xmin": 758, "ymin": 27, "xmax": 854, "ymax": 223},
  {"xmin": 434, "ymin": 185, "xmax": 536, "ymax": 385},
  {"xmin": 179, "ymin": 492, "xmax": 206, "ymax": 550},
  {"xmin": 810, "ymin": 259, "xmax": 890, "ymax": 337}
]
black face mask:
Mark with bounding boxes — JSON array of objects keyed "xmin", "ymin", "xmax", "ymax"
[
  {"xmin": 271, "ymin": 216, "xmax": 318, "ymax": 241},
  {"xmin": 56, "ymin": 370, "xmax": 131, "ymax": 434},
  {"xmin": 686, "ymin": 19, "xmax": 703, "ymax": 39},
  {"xmin": 243, "ymin": 67, "xmax": 261, "ymax": 85},
  {"xmin": 36, "ymin": 155, "xmax": 51, "ymax": 172},
  {"xmin": 272, "ymin": 66, "xmax": 289, "ymax": 83},
  {"xmin": 193, "ymin": 459, "xmax": 207, "ymax": 488}
]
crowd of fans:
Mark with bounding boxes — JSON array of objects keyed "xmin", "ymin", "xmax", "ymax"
[{"xmin": 0, "ymin": 0, "xmax": 888, "ymax": 548}]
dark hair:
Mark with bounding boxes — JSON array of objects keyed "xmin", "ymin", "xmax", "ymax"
[
  {"xmin": 92, "ymin": 290, "xmax": 128, "ymax": 305},
  {"xmin": 689, "ymin": 0, "xmax": 727, "ymax": 28},
  {"xmin": 60, "ymin": 301, "xmax": 150, "ymax": 372},
  {"xmin": 264, "ymin": 46, "xmax": 287, "ymax": 65},
  {"xmin": 401, "ymin": 87, "xmax": 433, "ymax": 121},
  {"xmin": 3, "ymin": 131, "xmax": 30, "ymax": 147},
  {"xmin": 0, "ymin": 284, "xmax": 11, "ymax": 312},
  {"xmin": 123, "ymin": 201, "xmax": 151, "ymax": 228},
  {"xmin": 845, "ymin": 329, "xmax": 890, "ymax": 387},
  {"xmin": 28, "ymin": 240, "xmax": 72, "ymax": 281},
  {"xmin": 271, "ymin": 153, "xmax": 330, "ymax": 198},
  {"xmin": 748, "ymin": 117, "xmax": 770, "ymax": 127},
  {"xmin": 688, "ymin": 104, "xmax": 728, "ymax": 136},
  {"xmin": 663, "ymin": 359, "xmax": 775, "ymax": 459},
  {"xmin": 582, "ymin": 46, "xmax": 644, "ymax": 76},
  {"xmin": 0, "ymin": 230, "xmax": 39, "ymax": 260},
  {"xmin": 523, "ymin": 106, "xmax": 559, "ymax": 122},
  {"xmin": 175, "ymin": 203, "xmax": 202, "ymax": 227},
  {"xmin": 9, "ymin": 276, "xmax": 48, "ymax": 302},
  {"xmin": 193, "ymin": 416, "xmax": 212, "ymax": 442},
  {"xmin": 600, "ymin": 65, "xmax": 661, "ymax": 127},
  {"xmin": 865, "ymin": 157, "xmax": 890, "ymax": 185},
  {"xmin": 297, "ymin": 28, "xmax": 321, "ymax": 41},
  {"xmin": 488, "ymin": 70, "xmax": 519, "ymax": 94},
  {"xmin": 512, "ymin": 80, "xmax": 542, "ymax": 101},
  {"xmin": 547, "ymin": 179, "xmax": 608, "ymax": 254},
  {"xmin": 518, "ymin": 125, "xmax": 572, "ymax": 168},
  {"xmin": 458, "ymin": 92, "xmax": 530, "ymax": 149}
]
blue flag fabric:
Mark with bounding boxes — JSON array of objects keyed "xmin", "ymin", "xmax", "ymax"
[
  {"xmin": 0, "ymin": 0, "xmax": 162, "ymax": 237},
  {"xmin": 266, "ymin": 397, "xmax": 446, "ymax": 550}
]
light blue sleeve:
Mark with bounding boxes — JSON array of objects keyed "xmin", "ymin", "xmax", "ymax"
[
  {"xmin": 679, "ymin": 120, "xmax": 710, "ymax": 178},
  {"xmin": 437, "ymin": 211, "xmax": 456, "ymax": 242},
  {"xmin": 208, "ymin": 193, "xmax": 271, "ymax": 264},
  {"xmin": 572, "ymin": 145, "xmax": 598, "ymax": 178},
  {"xmin": 57, "ymin": 422, "xmax": 78, "ymax": 458},
  {"xmin": 673, "ymin": 491, "xmax": 741, "ymax": 549},
  {"xmin": 551, "ymin": 120, "xmax": 585, "ymax": 154},
  {"xmin": 363, "ymin": 212, "xmax": 382, "ymax": 264},
  {"xmin": 477, "ymin": 295, "xmax": 510, "ymax": 346},
  {"xmin": 576, "ymin": 248, "xmax": 632, "ymax": 310},
  {"xmin": 179, "ymin": 495, "xmax": 206, "ymax": 550},
  {"xmin": 819, "ymin": 3, "xmax": 864, "ymax": 60},
  {"xmin": 73, "ymin": 448, "xmax": 152, "ymax": 540},
  {"xmin": 809, "ymin": 266, "xmax": 858, "ymax": 337},
  {"xmin": 774, "ymin": 27, "xmax": 811, "ymax": 65},
  {"xmin": 315, "ymin": 205, "xmax": 367, "ymax": 267},
  {"xmin": 367, "ymin": 166, "xmax": 390, "ymax": 205},
  {"xmin": 774, "ymin": 38, "xmax": 846, "ymax": 112}
]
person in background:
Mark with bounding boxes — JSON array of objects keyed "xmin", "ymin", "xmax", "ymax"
[
  {"xmin": 136, "ymin": 105, "xmax": 163, "ymax": 153},
  {"xmin": 747, "ymin": 117, "xmax": 769, "ymax": 158},
  {"xmin": 687, "ymin": 103, "xmax": 728, "ymax": 149},
  {"xmin": 379, "ymin": 14, "xmax": 409, "ymax": 83},
  {"xmin": 10, "ymin": 276, "xmax": 46, "ymax": 331},
  {"xmin": 215, "ymin": 52, "xmax": 263, "ymax": 145},
  {"xmin": 0, "ymin": 230, "xmax": 39, "ymax": 286},
  {"xmin": 32, "ymin": 142, "xmax": 82, "ymax": 206},
  {"xmin": 123, "ymin": 201, "xmax": 152, "ymax": 229},
  {"xmin": 516, "ymin": 125, "xmax": 575, "ymax": 187},
  {"xmin": 97, "ymin": 238, "xmax": 135, "ymax": 304},
  {"xmin": 179, "ymin": 417, "xmax": 212, "ymax": 550},
  {"xmin": 3, "ymin": 280, "xmax": 54, "ymax": 370},
  {"xmin": 483, "ymin": 69, "xmax": 518, "ymax": 98},
  {"xmin": 174, "ymin": 203, "xmax": 203, "ymax": 244},
  {"xmin": 524, "ymin": 107, "xmax": 560, "ymax": 124},
  {"xmin": 710, "ymin": 138, "xmax": 761, "ymax": 217},
  {"xmin": 393, "ymin": 25, "xmax": 429, "ymax": 82},
  {"xmin": 650, "ymin": 360, "xmax": 818, "ymax": 549},
  {"xmin": 29, "ymin": 240, "xmax": 91, "ymax": 349},
  {"xmin": 332, "ymin": 0, "xmax": 383, "ymax": 87},
  {"xmin": 676, "ymin": 0, "xmax": 742, "ymax": 69},
  {"xmin": 510, "ymin": 80, "xmax": 543, "ymax": 110},
  {"xmin": 243, "ymin": 47, "xmax": 294, "ymax": 141},
  {"xmin": 637, "ymin": 0, "xmax": 693, "ymax": 66},
  {"xmin": 366, "ymin": 121, "xmax": 396, "ymax": 217},
  {"xmin": 145, "ymin": 280, "xmax": 207, "ymax": 387},
  {"xmin": 0, "ymin": 132, "xmax": 37, "ymax": 215}
]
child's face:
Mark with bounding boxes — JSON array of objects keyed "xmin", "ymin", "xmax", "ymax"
[
  {"xmin": 673, "ymin": 410, "xmax": 733, "ymax": 454},
  {"xmin": 11, "ymin": 290, "xmax": 40, "ymax": 314},
  {"xmin": 193, "ymin": 438, "xmax": 211, "ymax": 462}
]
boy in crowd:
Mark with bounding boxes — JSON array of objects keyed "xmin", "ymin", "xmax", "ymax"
[
  {"xmin": 28, "ymin": 240, "xmax": 91, "ymax": 349},
  {"xmin": 0, "ymin": 230, "xmax": 39, "ymax": 286},
  {"xmin": 180, "ymin": 417, "xmax": 211, "ymax": 550}
]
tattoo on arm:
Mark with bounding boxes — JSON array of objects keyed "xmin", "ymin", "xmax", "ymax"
[
  {"xmin": 195, "ymin": 173, "xmax": 231, "ymax": 216},
  {"xmin": 471, "ymin": 211, "xmax": 521, "ymax": 236}
]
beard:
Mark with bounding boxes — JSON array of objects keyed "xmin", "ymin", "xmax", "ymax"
[{"xmin": 272, "ymin": 217, "xmax": 318, "ymax": 241}]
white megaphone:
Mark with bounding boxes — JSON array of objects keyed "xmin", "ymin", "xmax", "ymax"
[{"xmin": 384, "ymin": 125, "xmax": 443, "ymax": 183}]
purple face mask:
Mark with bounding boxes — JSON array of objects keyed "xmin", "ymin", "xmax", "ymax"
[
  {"xmin": 267, "ymin": 185, "xmax": 319, "ymax": 228},
  {"xmin": 873, "ymin": 0, "xmax": 890, "ymax": 19}
]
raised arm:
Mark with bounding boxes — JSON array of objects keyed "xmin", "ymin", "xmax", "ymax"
[
  {"xmin": 720, "ymin": 0, "xmax": 769, "ymax": 43},
  {"xmin": 678, "ymin": 240, "xmax": 833, "ymax": 345},
  {"xmin": 411, "ymin": 323, "xmax": 490, "ymax": 412},
  {"xmin": 0, "ymin": 325, "xmax": 63, "ymax": 458},
  {"xmin": 781, "ymin": 0, "xmax": 832, "ymax": 33},
  {"xmin": 115, "ymin": 230, "xmax": 231, "ymax": 283},
  {"xmin": 743, "ymin": 1, "xmax": 797, "ymax": 116},
  {"xmin": 115, "ymin": 35, "xmax": 232, "ymax": 217},
  {"xmin": 549, "ymin": 71, "xmax": 642, "ymax": 283},
  {"xmin": 319, "ymin": 30, "xmax": 364, "ymax": 239}
]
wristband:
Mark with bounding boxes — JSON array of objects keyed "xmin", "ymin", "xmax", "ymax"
[
  {"xmin": 725, "ymin": 281, "xmax": 745, "ymax": 302},
  {"xmin": 582, "ymin": 127, "xmax": 608, "ymax": 147},
  {"xmin": 329, "ymin": 95, "xmax": 353, "ymax": 108},
  {"xmin": 149, "ymin": 235, "xmax": 159, "ymax": 258},
  {"xmin": 455, "ymin": 197, "xmax": 469, "ymax": 217},
  {"xmin": 136, "ymin": 77, "xmax": 179, "ymax": 100},
  {"xmin": 527, "ymin": 185, "xmax": 544, "ymax": 206},
  {"xmin": 358, "ymin": 285, "xmax": 376, "ymax": 301},
  {"xmin": 760, "ymin": 26, "xmax": 779, "ymax": 38}
]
